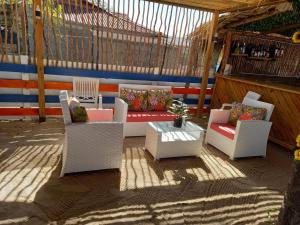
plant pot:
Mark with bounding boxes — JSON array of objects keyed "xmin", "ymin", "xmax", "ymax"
[{"xmin": 173, "ymin": 117, "xmax": 183, "ymax": 128}]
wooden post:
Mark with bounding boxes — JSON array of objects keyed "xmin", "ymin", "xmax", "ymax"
[
  {"xmin": 184, "ymin": 36, "xmax": 200, "ymax": 99},
  {"xmin": 197, "ymin": 12, "xmax": 219, "ymax": 117},
  {"xmin": 220, "ymin": 31, "xmax": 232, "ymax": 75},
  {"xmin": 155, "ymin": 32, "xmax": 162, "ymax": 67},
  {"xmin": 34, "ymin": 0, "xmax": 46, "ymax": 122},
  {"xmin": 186, "ymin": 36, "xmax": 199, "ymax": 76}
]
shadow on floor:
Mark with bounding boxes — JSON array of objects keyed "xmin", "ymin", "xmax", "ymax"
[{"xmin": 0, "ymin": 120, "xmax": 293, "ymax": 225}]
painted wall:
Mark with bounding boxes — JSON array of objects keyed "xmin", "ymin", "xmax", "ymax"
[{"xmin": 0, "ymin": 59, "xmax": 215, "ymax": 120}]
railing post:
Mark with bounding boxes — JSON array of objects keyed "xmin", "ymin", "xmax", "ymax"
[
  {"xmin": 33, "ymin": 0, "xmax": 46, "ymax": 122},
  {"xmin": 220, "ymin": 31, "xmax": 232, "ymax": 75},
  {"xmin": 197, "ymin": 12, "xmax": 219, "ymax": 117}
]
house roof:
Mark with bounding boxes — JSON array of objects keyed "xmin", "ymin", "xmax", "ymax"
[{"xmin": 59, "ymin": 0, "xmax": 159, "ymax": 36}]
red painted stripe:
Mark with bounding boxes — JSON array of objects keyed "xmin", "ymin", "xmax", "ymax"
[
  {"xmin": 0, "ymin": 108, "xmax": 62, "ymax": 116},
  {"xmin": 0, "ymin": 80, "xmax": 37, "ymax": 89},
  {"xmin": 0, "ymin": 107, "xmax": 209, "ymax": 116},
  {"xmin": 45, "ymin": 108, "xmax": 63, "ymax": 115},
  {"xmin": 99, "ymin": 84, "xmax": 118, "ymax": 92},
  {"xmin": 188, "ymin": 107, "xmax": 209, "ymax": 114},
  {"xmin": 45, "ymin": 82, "xmax": 72, "ymax": 90},
  {"xmin": 172, "ymin": 87, "xmax": 213, "ymax": 95},
  {"xmin": 0, "ymin": 79, "xmax": 118, "ymax": 92}
]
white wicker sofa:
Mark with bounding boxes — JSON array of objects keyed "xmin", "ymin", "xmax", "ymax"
[
  {"xmin": 59, "ymin": 90, "xmax": 123, "ymax": 176},
  {"xmin": 114, "ymin": 84, "xmax": 176, "ymax": 137}
]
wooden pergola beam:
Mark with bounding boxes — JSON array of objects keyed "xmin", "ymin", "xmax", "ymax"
[
  {"xmin": 262, "ymin": 23, "xmax": 300, "ymax": 34},
  {"xmin": 220, "ymin": 31, "xmax": 232, "ymax": 75},
  {"xmin": 222, "ymin": 0, "xmax": 287, "ymax": 12},
  {"xmin": 34, "ymin": 0, "xmax": 46, "ymax": 122},
  {"xmin": 147, "ymin": 0, "xmax": 287, "ymax": 13},
  {"xmin": 197, "ymin": 12, "xmax": 219, "ymax": 117}
]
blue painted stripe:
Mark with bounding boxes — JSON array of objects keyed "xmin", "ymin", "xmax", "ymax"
[
  {"xmin": 0, "ymin": 94, "xmax": 59, "ymax": 103},
  {"xmin": 102, "ymin": 96, "xmax": 115, "ymax": 104},
  {"xmin": 183, "ymin": 98, "xmax": 210, "ymax": 105},
  {"xmin": 0, "ymin": 63, "xmax": 37, "ymax": 73},
  {"xmin": 0, "ymin": 94, "xmax": 210, "ymax": 105},
  {"xmin": 0, "ymin": 63, "xmax": 215, "ymax": 84},
  {"xmin": 44, "ymin": 66, "xmax": 211, "ymax": 84}
]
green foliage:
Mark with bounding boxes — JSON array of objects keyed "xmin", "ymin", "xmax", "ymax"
[
  {"xmin": 237, "ymin": 11, "xmax": 300, "ymax": 37},
  {"xmin": 168, "ymin": 99, "xmax": 191, "ymax": 119},
  {"xmin": 289, "ymin": 0, "xmax": 300, "ymax": 15},
  {"xmin": 44, "ymin": 1, "xmax": 63, "ymax": 20}
]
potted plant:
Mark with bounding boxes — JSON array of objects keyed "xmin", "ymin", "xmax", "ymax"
[
  {"xmin": 168, "ymin": 99, "xmax": 191, "ymax": 128},
  {"xmin": 279, "ymin": 134, "xmax": 300, "ymax": 225}
]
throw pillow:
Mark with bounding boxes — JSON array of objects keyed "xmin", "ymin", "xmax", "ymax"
[
  {"xmin": 239, "ymin": 105, "xmax": 267, "ymax": 121},
  {"xmin": 228, "ymin": 102, "xmax": 244, "ymax": 126},
  {"xmin": 120, "ymin": 88, "xmax": 148, "ymax": 111},
  {"xmin": 147, "ymin": 89, "xmax": 173, "ymax": 111},
  {"xmin": 70, "ymin": 106, "xmax": 88, "ymax": 122},
  {"xmin": 68, "ymin": 97, "xmax": 80, "ymax": 111}
]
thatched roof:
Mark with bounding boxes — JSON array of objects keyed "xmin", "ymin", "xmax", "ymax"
[
  {"xmin": 217, "ymin": 2, "xmax": 292, "ymax": 32},
  {"xmin": 189, "ymin": 1, "xmax": 292, "ymax": 38}
]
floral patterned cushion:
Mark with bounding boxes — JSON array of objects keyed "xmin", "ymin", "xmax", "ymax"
[
  {"xmin": 120, "ymin": 88, "xmax": 148, "ymax": 111},
  {"xmin": 228, "ymin": 102, "xmax": 244, "ymax": 126},
  {"xmin": 147, "ymin": 89, "xmax": 173, "ymax": 111},
  {"xmin": 239, "ymin": 105, "xmax": 267, "ymax": 121},
  {"xmin": 68, "ymin": 97, "xmax": 80, "ymax": 111},
  {"xmin": 229, "ymin": 102, "xmax": 267, "ymax": 126}
]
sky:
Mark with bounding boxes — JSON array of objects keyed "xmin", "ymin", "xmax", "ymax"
[{"xmin": 92, "ymin": 0, "xmax": 212, "ymax": 38}]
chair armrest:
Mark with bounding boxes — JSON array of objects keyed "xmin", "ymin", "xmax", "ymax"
[
  {"xmin": 114, "ymin": 97, "xmax": 128, "ymax": 123},
  {"xmin": 235, "ymin": 120, "xmax": 272, "ymax": 140},
  {"xmin": 208, "ymin": 109, "xmax": 231, "ymax": 126},
  {"xmin": 66, "ymin": 122, "xmax": 123, "ymax": 136},
  {"xmin": 221, "ymin": 103, "xmax": 233, "ymax": 110}
]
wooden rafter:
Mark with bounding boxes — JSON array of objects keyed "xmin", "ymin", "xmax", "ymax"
[{"xmin": 147, "ymin": 0, "xmax": 288, "ymax": 13}]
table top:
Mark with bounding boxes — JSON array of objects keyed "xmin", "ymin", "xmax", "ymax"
[
  {"xmin": 148, "ymin": 121, "xmax": 204, "ymax": 142},
  {"xmin": 148, "ymin": 121, "xmax": 205, "ymax": 133}
]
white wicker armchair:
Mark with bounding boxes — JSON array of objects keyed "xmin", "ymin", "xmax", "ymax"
[
  {"xmin": 205, "ymin": 97, "xmax": 274, "ymax": 160},
  {"xmin": 59, "ymin": 91, "xmax": 123, "ymax": 176}
]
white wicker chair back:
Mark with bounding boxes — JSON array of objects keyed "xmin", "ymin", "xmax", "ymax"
[
  {"xmin": 73, "ymin": 78, "xmax": 99, "ymax": 108},
  {"xmin": 59, "ymin": 91, "xmax": 72, "ymax": 125}
]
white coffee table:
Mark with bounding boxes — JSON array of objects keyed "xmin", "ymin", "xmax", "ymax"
[{"xmin": 145, "ymin": 121, "xmax": 205, "ymax": 160}]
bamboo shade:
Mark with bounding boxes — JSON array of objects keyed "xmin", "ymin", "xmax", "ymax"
[{"xmin": 0, "ymin": 0, "xmax": 213, "ymax": 77}]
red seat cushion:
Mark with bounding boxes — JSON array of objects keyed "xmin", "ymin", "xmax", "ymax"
[
  {"xmin": 210, "ymin": 123, "xmax": 236, "ymax": 140},
  {"xmin": 127, "ymin": 111, "xmax": 177, "ymax": 122}
]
